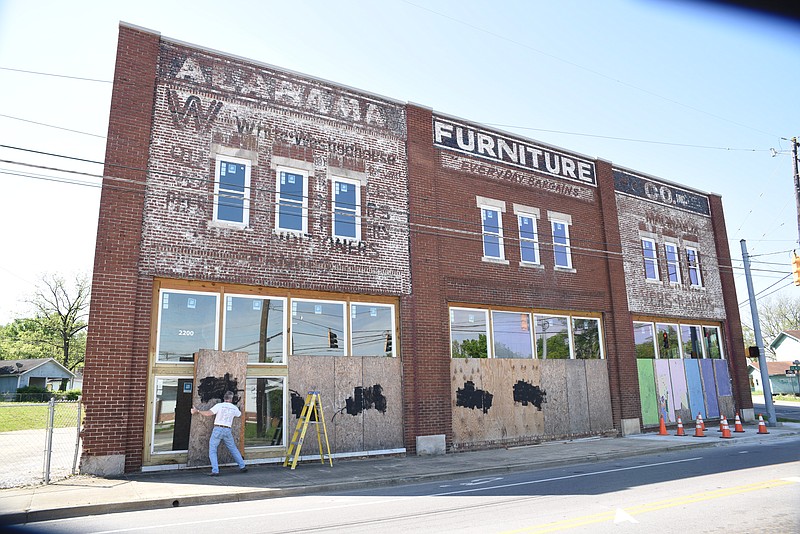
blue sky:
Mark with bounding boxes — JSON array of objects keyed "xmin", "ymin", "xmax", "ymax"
[{"xmin": 0, "ymin": 0, "xmax": 798, "ymax": 325}]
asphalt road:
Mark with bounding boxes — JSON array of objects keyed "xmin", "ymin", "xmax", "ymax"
[
  {"xmin": 753, "ymin": 400, "xmax": 800, "ymax": 422},
  {"xmin": 16, "ymin": 435, "xmax": 800, "ymax": 534}
]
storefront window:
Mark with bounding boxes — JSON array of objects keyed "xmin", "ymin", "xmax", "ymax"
[
  {"xmin": 680, "ymin": 325, "xmax": 704, "ymax": 358},
  {"xmin": 291, "ymin": 300, "xmax": 345, "ymax": 355},
  {"xmin": 351, "ymin": 303, "xmax": 395, "ymax": 356},
  {"xmin": 152, "ymin": 377, "xmax": 193, "ymax": 453},
  {"xmin": 223, "ymin": 296, "xmax": 285, "ymax": 364},
  {"xmin": 535, "ymin": 315, "xmax": 571, "ymax": 359},
  {"xmin": 634, "ymin": 322, "xmax": 656, "ymax": 359},
  {"xmin": 450, "ymin": 308, "xmax": 488, "ymax": 358},
  {"xmin": 244, "ymin": 377, "xmax": 285, "ymax": 448},
  {"xmin": 703, "ymin": 326, "xmax": 723, "ymax": 359},
  {"xmin": 492, "ymin": 311, "xmax": 534, "ymax": 359},
  {"xmin": 157, "ymin": 291, "xmax": 218, "ymax": 362},
  {"xmin": 573, "ymin": 317, "xmax": 602, "ymax": 359},
  {"xmin": 656, "ymin": 323, "xmax": 681, "ymax": 359}
]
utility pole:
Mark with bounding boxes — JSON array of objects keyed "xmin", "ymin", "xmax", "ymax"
[
  {"xmin": 793, "ymin": 137, "xmax": 800, "ymax": 249},
  {"xmin": 741, "ymin": 239, "xmax": 777, "ymax": 426}
]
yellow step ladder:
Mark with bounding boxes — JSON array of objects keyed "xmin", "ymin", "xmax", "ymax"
[{"xmin": 283, "ymin": 391, "xmax": 333, "ymax": 470}]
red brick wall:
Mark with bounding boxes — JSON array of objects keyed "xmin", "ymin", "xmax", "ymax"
[{"xmin": 82, "ymin": 24, "xmax": 159, "ymax": 468}]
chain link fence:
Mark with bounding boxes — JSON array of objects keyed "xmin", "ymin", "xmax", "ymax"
[{"xmin": 0, "ymin": 398, "xmax": 82, "ymax": 488}]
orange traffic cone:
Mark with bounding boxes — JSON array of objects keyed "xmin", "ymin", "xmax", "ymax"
[
  {"xmin": 733, "ymin": 414, "xmax": 745, "ymax": 433},
  {"xmin": 694, "ymin": 416, "xmax": 705, "ymax": 437},
  {"xmin": 675, "ymin": 417, "xmax": 686, "ymax": 436},
  {"xmin": 757, "ymin": 414, "xmax": 769, "ymax": 434},
  {"xmin": 718, "ymin": 415, "xmax": 727, "ymax": 432},
  {"xmin": 658, "ymin": 415, "xmax": 668, "ymax": 436},
  {"xmin": 697, "ymin": 413, "xmax": 705, "ymax": 431},
  {"xmin": 720, "ymin": 417, "xmax": 732, "ymax": 439}
]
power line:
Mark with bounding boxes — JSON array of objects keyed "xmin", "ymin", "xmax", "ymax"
[
  {"xmin": 0, "ymin": 113, "xmax": 106, "ymax": 138},
  {"xmin": 0, "ymin": 66, "xmax": 112, "ymax": 84}
]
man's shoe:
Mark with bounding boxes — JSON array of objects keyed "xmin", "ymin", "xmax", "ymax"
[
  {"xmin": 208, "ymin": 472, "xmax": 219, "ymax": 477},
  {"xmin": 239, "ymin": 467, "xmax": 248, "ymax": 473}
]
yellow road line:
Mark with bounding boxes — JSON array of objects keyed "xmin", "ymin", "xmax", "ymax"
[{"xmin": 503, "ymin": 478, "xmax": 796, "ymax": 534}]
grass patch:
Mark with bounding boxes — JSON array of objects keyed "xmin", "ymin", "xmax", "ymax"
[
  {"xmin": 0, "ymin": 402, "xmax": 83, "ymax": 432},
  {"xmin": 774, "ymin": 394, "xmax": 800, "ymax": 403}
]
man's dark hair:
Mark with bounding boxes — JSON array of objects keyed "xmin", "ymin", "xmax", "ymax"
[{"xmin": 224, "ymin": 391, "xmax": 234, "ymax": 401}]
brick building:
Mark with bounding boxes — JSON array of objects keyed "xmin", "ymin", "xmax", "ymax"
[{"xmin": 81, "ymin": 24, "xmax": 751, "ymax": 474}]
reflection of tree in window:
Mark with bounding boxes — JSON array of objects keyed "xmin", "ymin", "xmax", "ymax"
[
  {"xmin": 452, "ymin": 334, "xmax": 488, "ymax": 358},
  {"xmin": 703, "ymin": 327, "xmax": 722, "ymax": 359},
  {"xmin": 681, "ymin": 325, "xmax": 703, "ymax": 359},
  {"xmin": 535, "ymin": 316, "xmax": 570, "ymax": 359},
  {"xmin": 492, "ymin": 311, "xmax": 533, "ymax": 359},
  {"xmin": 656, "ymin": 324, "xmax": 680, "ymax": 359},
  {"xmin": 224, "ymin": 297, "xmax": 284, "ymax": 363},
  {"xmin": 291, "ymin": 301, "xmax": 344, "ymax": 355},
  {"xmin": 634, "ymin": 322, "xmax": 656, "ymax": 359},
  {"xmin": 573, "ymin": 318, "xmax": 601, "ymax": 359}
]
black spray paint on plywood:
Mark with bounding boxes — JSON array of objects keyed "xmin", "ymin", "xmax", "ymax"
[
  {"xmin": 197, "ymin": 372, "xmax": 240, "ymax": 405},
  {"xmin": 456, "ymin": 381, "xmax": 493, "ymax": 414},
  {"xmin": 513, "ymin": 380, "xmax": 546, "ymax": 410}
]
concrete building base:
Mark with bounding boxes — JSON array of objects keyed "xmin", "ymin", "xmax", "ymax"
[
  {"xmin": 80, "ymin": 454, "xmax": 125, "ymax": 476},
  {"xmin": 416, "ymin": 434, "xmax": 446, "ymax": 455},
  {"xmin": 620, "ymin": 418, "xmax": 641, "ymax": 436}
]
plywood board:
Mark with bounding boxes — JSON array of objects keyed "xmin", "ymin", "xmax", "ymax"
[
  {"xmin": 585, "ymin": 359, "xmax": 613, "ymax": 433},
  {"xmin": 566, "ymin": 361, "xmax": 590, "ymax": 435},
  {"xmin": 668, "ymin": 359, "xmax": 690, "ymax": 423},
  {"xmin": 714, "ymin": 359, "xmax": 733, "ymax": 396},
  {"xmin": 288, "ymin": 356, "xmax": 335, "ymax": 456},
  {"xmin": 541, "ymin": 359, "xmax": 569, "ymax": 438},
  {"xmin": 654, "ymin": 360, "xmax": 675, "ymax": 423},
  {"xmin": 188, "ymin": 349, "xmax": 248, "ymax": 468},
  {"xmin": 684, "ymin": 359, "xmax": 706, "ymax": 420},
  {"xmin": 363, "ymin": 357, "xmax": 403, "ymax": 450},
  {"xmin": 637, "ymin": 359, "xmax": 659, "ymax": 426},
  {"xmin": 332, "ymin": 356, "xmax": 363, "ymax": 453},
  {"xmin": 700, "ymin": 360, "xmax": 720, "ymax": 418},
  {"xmin": 451, "ymin": 358, "xmax": 486, "ymax": 446},
  {"xmin": 509, "ymin": 359, "xmax": 545, "ymax": 438}
]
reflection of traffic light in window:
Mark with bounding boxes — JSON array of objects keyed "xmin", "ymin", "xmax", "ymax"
[
  {"xmin": 384, "ymin": 333, "xmax": 392, "ymax": 353},
  {"xmin": 520, "ymin": 314, "xmax": 529, "ymax": 332},
  {"xmin": 662, "ymin": 331, "xmax": 669, "ymax": 349},
  {"xmin": 328, "ymin": 329, "xmax": 339, "ymax": 349}
]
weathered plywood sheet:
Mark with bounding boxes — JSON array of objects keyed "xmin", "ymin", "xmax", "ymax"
[
  {"xmin": 541, "ymin": 360, "xmax": 569, "ymax": 438},
  {"xmin": 637, "ymin": 359, "xmax": 659, "ymax": 426},
  {"xmin": 332, "ymin": 356, "xmax": 363, "ymax": 454},
  {"xmin": 684, "ymin": 359, "xmax": 706, "ymax": 420},
  {"xmin": 713, "ymin": 359, "xmax": 735, "ymax": 419},
  {"xmin": 668, "ymin": 359, "xmax": 691, "ymax": 423},
  {"xmin": 363, "ymin": 357, "xmax": 403, "ymax": 450},
  {"xmin": 585, "ymin": 359, "xmax": 613, "ymax": 433},
  {"xmin": 700, "ymin": 359, "xmax": 719, "ymax": 418},
  {"xmin": 288, "ymin": 356, "xmax": 335, "ymax": 456},
  {"xmin": 188, "ymin": 349, "xmax": 248, "ymax": 468},
  {"xmin": 566, "ymin": 361, "xmax": 590, "ymax": 435},
  {"xmin": 654, "ymin": 360, "xmax": 675, "ymax": 423},
  {"xmin": 451, "ymin": 358, "xmax": 486, "ymax": 445},
  {"xmin": 509, "ymin": 359, "xmax": 545, "ymax": 438}
]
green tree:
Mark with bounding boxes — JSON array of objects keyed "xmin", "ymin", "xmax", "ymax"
[
  {"xmin": 451, "ymin": 334, "xmax": 488, "ymax": 358},
  {"xmin": 742, "ymin": 294, "xmax": 800, "ymax": 359}
]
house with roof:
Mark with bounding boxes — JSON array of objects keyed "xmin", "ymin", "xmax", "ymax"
[
  {"xmin": 769, "ymin": 330, "xmax": 800, "ymax": 362},
  {"xmin": 0, "ymin": 358, "xmax": 76, "ymax": 398},
  {"xmin": 748, "ymin": 359, "xmax": 799, "ymax": 396}
]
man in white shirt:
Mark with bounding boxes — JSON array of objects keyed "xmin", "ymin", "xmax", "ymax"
[{"xmin": 191, "ymin": 390, "xmax": 248, "ymax": 476}]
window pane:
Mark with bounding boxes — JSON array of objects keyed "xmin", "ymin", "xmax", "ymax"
[
  {"xmin": 334, "ymin": 180, "xmax": 357, "ymax": 209},
  {"xmin": 483, "ymin": 234, "xmax": 501, "ymax": 258},
  {"xmin": 334, "ymin": 210, "xmax": 357, "ymax": 238},
  {"xmin": 279, "ymin": 171, "xmax": 304, "ymax": 201},
  {"xmin": 680, "ymin": 325, "xmax": 703, "ymax": 359},
  {"xmin": 244, "ymin": 377, "xmax": 285, "ymax": 448},
  {"xmin": 535, "ymin": 315, "xmax": 570, "ymax": 359},
  {"xmin": 665, "ymin": 244, "xmax": 680, "ymax": 283},
  {"xmin": 521, "ymin": 240, "xmax": 537, "ymax": 263},
  {"xmin": 643, "ymin": 239, "xmax": 658, "ymax": 280},
  {"xmin": 217, "ymin": 192, "xmax": 245, "ymax": 223},
  {"xmin": 573, "ymin": 318, "xmax": 602, "ymax": 359},
  {"xmin": 219, "ymin": 161, "xmax": 246, "ymax": 192},
  {"xmin": 153, "ymin": 377, "xmax": 193, "ymax": 453},
  {"xmin": 223, "ymin": 296, "xmax": 285, "ymax": 364},
  {"xmin": 157, "ymin": 291, "xmax": 218, "ymax": 362},
  {"xmin": 492, "ymin": 311, "xmax": 533, "ymax": 359},
  {"xmin": 552, "ymin": 221, "xmax": 570, "ymax": 268},
  {"xmin": 519, "ymin": 216, "xmax": 536, "ymax": 239},
  {"xmin": 656, "ymin": 323, "xmax": 680, "ymax": 359},
  {"xmin": 687, "ymin": 248, "xmax": 702, "ymax": 286},
  {"xmin": 278, "ymin": 202, "xmax": 304, "ymax": 231},
  {"xmin": 703, "ymin": 326, "xmax": 723, "ymax": 359},
  {"xmin": 634, "ymin": 322, "xmax": 656, "ymax": 359},
  {"xmin": 450, "ymin": 308, "xmax": 488, "ymax": 358},
  {"xmin": 351, "ymin": 304, "xmax": 394, "ymax": 356},
  {"xmin": 291, "ymin": 300, "xmax": 344, "ymax": 355}
]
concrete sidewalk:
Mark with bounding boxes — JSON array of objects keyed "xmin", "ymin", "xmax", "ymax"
[{"xmin": 2, "ymin": 422, "xmax": 799, "ymax": 526}]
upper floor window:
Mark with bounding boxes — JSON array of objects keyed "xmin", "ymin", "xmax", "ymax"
[
  {"xmin": 664, "ymin": 243, "xmax": 681, "ymax": 283},
  {"xmin": 213, "ymin": 156, "xmax": 251, "ymax": 226},
  {"xmin": 480, "ymin": 205, "xmax": 505, "ymax": 260},
  {"xmin": 686, "ymin": 246, "xmax": 702, "ymax": 287},
  {"xmin": 517, "ymin": 211, "xmax": 540, "ymax": 265},
  {"xmin": 332, "ymin": 177, "xmax": 361, "ymax": 241},
  {"xmin": 548, "ymin": 212, "xmax": 572, "ymax": 269},
  {"xmin": 276, "ymin": 167, "xmax": 308, "ymax": 233},
  {"xmin": 642, "ymin": 238, "xmax": 659, "ymax": 280}
]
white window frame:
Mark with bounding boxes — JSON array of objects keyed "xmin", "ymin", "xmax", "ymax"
[
  {"xmin": 222, "ymin": 293, "xmax": 287, "ymax": 365},
  {"xmin": 331, "ymin": 176, "xmax": 362, "ymax": 241},
  {"xmin": 664, "ymin": 242, "xmax": 681, "ymax": 284},
  {"xmin": 477, "ymin": 197, "xmax": 507, "ymax": 262},
  {"xmin": 514, "ymin": 205, "xmax": 541, "ymax": 266},
  {"xmin": 350, "ymin": 301, "xmax": 397, "ymax": 357},
  {"xmin": 548, "ymin": 211, "xmax": 573, "ymax": 270},
  {"xmin": 572, "ymin": 316, "xmax": 605, "ymax": 360},
  {"xmin": 449, "ymin": 307, "xmax": 490, "ymax": 358},
  {"xmin": 642, "ymin": 237, "xmax": 659, "ymax": 281},
  {"xmin": 275, "ymin": 166, "xmax": 309, "ymax": 234},
  {"xmin": 155, "ymin": 288, "xmax": 220, "ymax": 364},
  {"xmin": 150, "ymin": 375, "xmax": 192, "ymax": 455},
  {"xmin": 686, "ymin": 246, "xmax": 703, "ymax": 287},
  {"xmin": 213, "ymin": 155, "xmax": 251, "ymax": 228}
]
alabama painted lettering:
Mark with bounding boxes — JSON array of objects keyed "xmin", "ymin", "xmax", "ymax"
[{"xmin": 432, "ymin": 116, "xmax": 596, "ymax": 185}]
